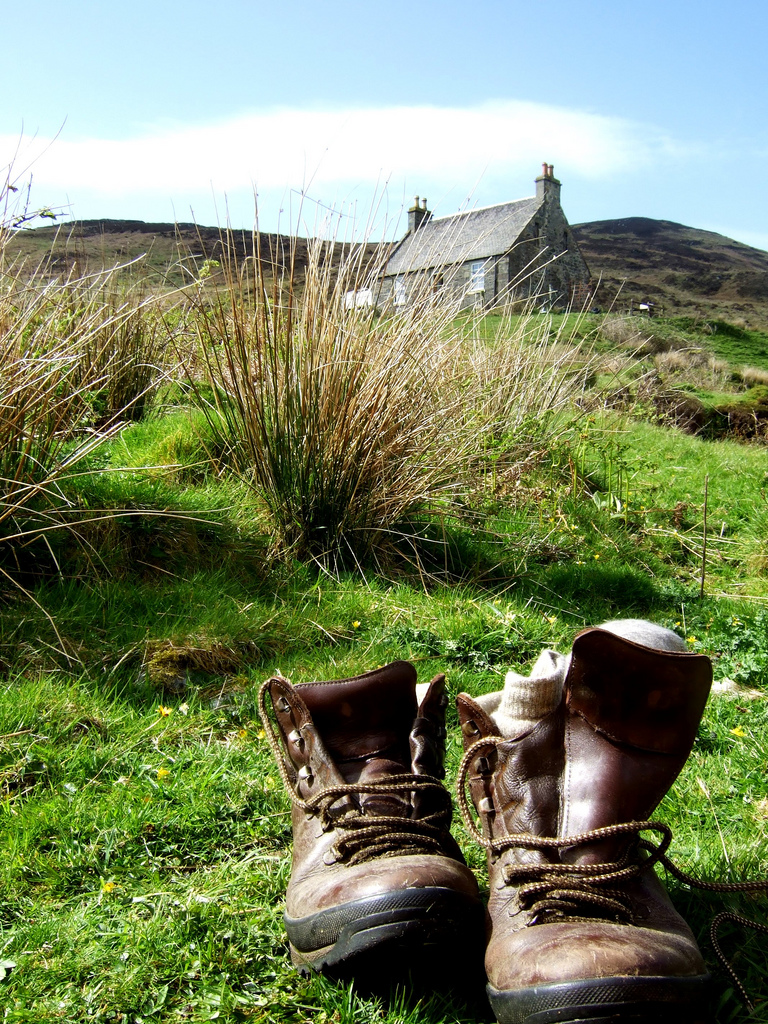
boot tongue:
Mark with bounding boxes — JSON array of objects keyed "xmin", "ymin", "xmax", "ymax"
[
  {"xmin": 562, "ymin": 627, "xmax": 712, "ymax": 863},
  {"xmin": 296, "ymin": 662, "xmax": 418, "ymax": 812}
]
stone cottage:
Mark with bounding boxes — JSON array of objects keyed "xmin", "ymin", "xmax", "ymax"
[{"xmin": 378, "ymin": 165, "xmax": 591, "ymax": 310}]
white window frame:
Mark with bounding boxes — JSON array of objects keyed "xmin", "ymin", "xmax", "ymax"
[
  {"xmin": 394, "ymin": 276, "xmax": 407, "ymax": 306},
  {"xmin": 468, "ymin": 260, "xmax": 485, "ymax": 293}
]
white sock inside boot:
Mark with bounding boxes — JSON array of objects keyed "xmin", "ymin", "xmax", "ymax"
[{"xmin": 475, "ymin": 647, "xmax": 568, "ymax": 740}]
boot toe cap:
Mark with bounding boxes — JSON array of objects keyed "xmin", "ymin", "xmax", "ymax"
[
  {"xmin": 287, "ymin": 853, "xmax": 481, "ymax": 916},
  {"xmin": 486, "ymin": 918, "xmax": 707, "ymax": 992}
]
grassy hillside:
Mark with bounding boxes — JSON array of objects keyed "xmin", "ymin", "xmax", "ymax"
[
  {"xmin": 573, "ymin": 217, "xmax": 768, "ymax": 327},
  {"xmin": 4, "ymin": 218, "xmax": 380, "ymax": 291}
]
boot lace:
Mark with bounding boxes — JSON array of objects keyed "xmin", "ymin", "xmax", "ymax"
[
  {"xmin": 458, "ymin": 734, "xmax": 768, "ymax": 1011},
  {"xmin": 258, "ymin": 679, "xmax": 455, "ymax": 865}
]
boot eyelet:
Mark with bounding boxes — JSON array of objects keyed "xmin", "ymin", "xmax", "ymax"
[
  {"xmin": 323, "ymin": 847, "xmax": 340, "ymax": 865},
  {"xmin": 462, "ymin": 719, "xmax": 480, "ymax": 737},
  {"xmin": 478, "ymin": 796, "xmax": 494, "ymax": 814},
  {"xmin": 287, "ymin": 729, "xmax": 304, "ymax": 747},
  {"xmin": 297, "ymin": 765, "xmax": 314, "ymax": 783},
  {"xmin": 475, "ymin": 756, "xmax": 492, "ymax": 775},
  {"xmin": 276, "ymin": 697, "xmax": 291, "ymax": 713}
]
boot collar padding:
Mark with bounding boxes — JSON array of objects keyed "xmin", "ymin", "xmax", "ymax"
[{"xmin": 295, "ymin": 661, "xmax": 419, "ymax": 763}]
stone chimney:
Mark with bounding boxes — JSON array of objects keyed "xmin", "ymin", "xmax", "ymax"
[
  {"xmin": 535, "ymin": 163, "xmax": 561, "ymax": 202},
  {"xmin": 408, "ymin": 196, "xmax": 431, "ymax": 233}
]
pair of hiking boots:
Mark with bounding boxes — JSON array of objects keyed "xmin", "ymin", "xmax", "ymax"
[{"xmin": 258, "ymin": 620, "xmax": 718, "ymax": 1024}]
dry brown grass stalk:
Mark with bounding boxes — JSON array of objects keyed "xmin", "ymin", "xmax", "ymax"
[
  {"xmin": 741, "ymin": 366, "xmax": 768, "ymax": 388},
  {"xmin": 0, "ymin": 209, "xmax": 168, "ymax": 602},
  {"xmin": 177, "ymin": 224, "xmax": 595, "ymax": 569}
]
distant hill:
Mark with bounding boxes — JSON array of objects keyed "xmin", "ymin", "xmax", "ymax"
[
  {"xmin": 7, "ymin": 215, "xmax": 768, "ymax": 328},
  {"xmin": 3, "ymin": 219, "xmax": 379, "ymax": 291},
  {"xmin": 572, "ymin": 217, "xmax": 768, "ymax": 327}
]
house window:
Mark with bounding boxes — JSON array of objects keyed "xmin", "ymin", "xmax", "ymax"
[
  {"xmin": 469, "ymin": 261, "xmax": 485, "ymax": 293},
  {"xmin": 344, "ymin": 288, "xmax": 373, "ymax": 310},
  {"xmin": 394, "ymin": 276, "xmax": 407, "ymax": 306}
]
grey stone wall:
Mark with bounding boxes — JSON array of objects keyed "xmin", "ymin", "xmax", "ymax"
[{"xmin": 502, "ymin": 191, "xmax": 591, "ymax": 309}]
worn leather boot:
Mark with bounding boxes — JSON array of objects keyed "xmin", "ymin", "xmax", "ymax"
[
  {"xmin": 259, "ymin": 660, "xmax": 485, "ymax": 980},
  {"xmin": 456, "ymin": 623, "xmax": 714, "ymax": 1024}
]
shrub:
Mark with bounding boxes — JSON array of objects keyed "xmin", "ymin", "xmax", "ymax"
[
  {"xmin": 179, "ymin": 230, "xmax": 594, "ymax": 570},
  {"xmin": 0, "ymin": 283, "xmax": 126, "ymax": 590},
  {"xmin": 0, "ymin": 191, "xmax": 167, "ymax": 594},
  {"xmin": 599, "ymin": 315, "xmax": 650, "ymax": 349},
  {"xmin": 71, "ymin": 282, "xmax": 168, "ymax": 424},
  {"xmin": 179, "ymin": 235, "xmax": 466, "ymax": 568},
  {"xmin": 741, "ymin": 365, "xmax": 768, "ymax": 388}
]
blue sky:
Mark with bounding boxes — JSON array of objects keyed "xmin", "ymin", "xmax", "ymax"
[{"xmin": 2, "ymin": 0, "xmax": 767, "ymax": 248}]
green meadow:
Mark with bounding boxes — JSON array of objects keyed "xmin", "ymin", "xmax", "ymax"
[{"xmin": 1, "ymin": 221, "xmax": 767, "ymax": 1023}]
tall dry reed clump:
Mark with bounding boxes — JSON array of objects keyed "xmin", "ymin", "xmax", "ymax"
[
  {"xmin": 0, "ymin": 234, "xmax": 167, "ymax": 589},
  {"xmin": 62, "ymin": 278, "xmax": 167, "ymax": 425},
  {"xmin": 178, "ymin": 227, "xmax": 593, "ymax": 570}
]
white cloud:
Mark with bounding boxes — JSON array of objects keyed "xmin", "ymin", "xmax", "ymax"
[{"xmin": 1, "ymin": 100, "xmax": 675, "ymax": 202}]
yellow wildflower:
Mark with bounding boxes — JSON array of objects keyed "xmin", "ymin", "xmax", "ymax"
[
  {"xmin": 157, "ymin": 705, "xmax": 172, "ymax": 717},
  {"xmin": 157, "ymin": 767, "xmax": 171, "ymax": 781},
  {"xmin": 730, "ymin": 726, "xmax": 746, "ymax": 738},
  {"xmin": 101, "ymin": 881, "xmax": 115, "ymax": 894}
]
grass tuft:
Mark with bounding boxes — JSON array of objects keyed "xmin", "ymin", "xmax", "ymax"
[{"xmin": 178, "ymin": 230, "xmax": 594, "ymax": 572}]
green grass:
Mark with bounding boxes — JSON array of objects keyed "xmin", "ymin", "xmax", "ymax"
[
  {"xmin": 1, "ymin": 589, "xmax": 767, "ymax": 1021},
  {"xmin": 704, "ymin": 320, "xmax": 768, "ymax": 372},
  {"xmin": 2, "ymin": 224, "xmax": 768, "ymax": 1024},
  {"xmin": 1, "ymin": 407, "xmax": 768, "ymax": 1021}
]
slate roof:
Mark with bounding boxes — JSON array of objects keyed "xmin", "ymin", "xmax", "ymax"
[{"xmin": 384, "ymin": 195, "xmax": 543, "ymax": 276}]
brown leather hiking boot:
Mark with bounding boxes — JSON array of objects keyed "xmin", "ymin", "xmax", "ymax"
[
  {"xmin": 456, "ymin": 623, "xmax": 714, "ymax": 1024},
  {"xmin": 259, "ymin": 660, "xmax": 485, "ymax": 980}
]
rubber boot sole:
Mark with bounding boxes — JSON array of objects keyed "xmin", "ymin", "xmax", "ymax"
[
  {"xmin": 487, "ymin": 973, "xmax": 713, "ymax": 1024},
  {"xmin": 285, "ymin": 885, "xmax": 486, "ymax": 981}
]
